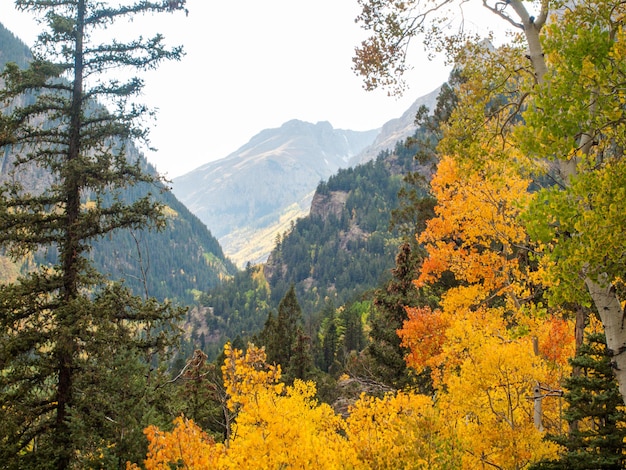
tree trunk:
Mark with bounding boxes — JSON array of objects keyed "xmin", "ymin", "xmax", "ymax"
[
  {"xmin": 55, "ymin": 1, "xmax": 85, "ymax": 467},
  {"xmin": 585, "ymin": 277, "xmax": 626, "ymax": 404}
]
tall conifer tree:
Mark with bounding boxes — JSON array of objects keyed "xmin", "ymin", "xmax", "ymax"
[
  {"xmin": 0, "ymin": 1, "xmax": 187, "ymax": 468},
  {"xmin": 532, "ymin": 331, "xmax": 626, "ymax": 470}
]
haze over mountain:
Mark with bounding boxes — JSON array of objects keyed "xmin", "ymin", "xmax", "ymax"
[
  {"xmin": 350, "ymin": 86, "xmax": 440, "ymax": 165},
  {"xmin": 172, "ymin": 87, "xmax": 441, "ymax": 267},
  {"xmin": 172, "ymin": 120, "xmax": 378, "ymax": 266}
]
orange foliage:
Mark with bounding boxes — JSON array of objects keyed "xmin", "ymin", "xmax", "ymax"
[
  {"xmin": 397, "ymin": 306, "xmax": 449, "ymax": 374},
  {"xmin": 415, "ymin": 156, "xmax": 531, "ymax": 299},
  {"xmin": 534, "ymin": 316, "xmax": 576, "ymax": 366},
  {"xmin": 126, "ymin": 416, "xmax": 224, "ymax": 470}
]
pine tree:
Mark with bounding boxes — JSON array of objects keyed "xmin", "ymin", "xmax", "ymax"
[
  {"xmin": 258, "ymin": 285, "xmax": 313, "ymax": 381},
  {"xmin": 367, "ymin": 242, "xmax": 424, "ymax": 389},
  {"xmin": 287, "ymin": 326, "xmax": 314, "ymax": 382},
  {"xmin": 532, "ymin": 331, "xmax": 626, "ymax": 470},
  {"xmin": 0, "ymin": 1, "xmax": 187, "ymax": 468}
]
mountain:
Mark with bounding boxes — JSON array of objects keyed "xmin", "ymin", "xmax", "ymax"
[
  {"xmin": 0, "ymin": 23, "xmax": 30, "ymax": 70},
  {"xmin": 350, "ymin": 86, "xmax": 441, "ymax": 166},
  {"xmin": 0, "ymin": 22, "xmax": 237, "ymax": 304},
  {"xmin": 263, "ymin": 137, "xmax": 433, "ymax": 315},
  {"xmin": 184, "ymin": 130, "xmax": 436, "ymax": 361},
  {"xmin": 172, "ymin": 85, "xmax": 441, "ymax": 268},
  {"xmin": 172, "ymin": 120, "xmax": 378, "ymax": 266}
]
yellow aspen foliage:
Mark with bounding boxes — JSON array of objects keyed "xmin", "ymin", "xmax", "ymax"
[
  {"xmin": 416, "ymin": 155, "xmax": 532, "ymax": 302},
  {"xmin": 346, "ymin": 391, "xmax": 461, "ymax": 469},
  {"xmin": 398, "ymin": 150, "xmax": 573, "ymax": 467},
  {"xmin": 221, "ymin": 342, "xmax": 284, "ymax": 413},
  {"xmin": 225, "ymin": 378, "xmax": 359, "ymax": 469},
  {"xmin": 439, "ymin": 321, "xmax": 564, "ymax": 469},
  {"xmin": 131, "ymin": 343, "xmax": 361, "ymax": 469}
]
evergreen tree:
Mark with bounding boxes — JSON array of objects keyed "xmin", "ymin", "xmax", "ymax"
[
  {"xmin": 258, "ymin": 285, "xmax": 313, "ymax": 381},
  {"xmin": 270, "ymin": 284, "xmax": 302, "ymax": 368},
  {"xmin": 319, "ymin": 306, "xmax": 340, "ymax": 373},
  {"xmin": 0, "ymin": 1, "xmax": 187, "ymax": 468},
  {"xmin": 532, "ymin": 331, "xmax": 626, "ymax": 470},
  {"xmin": 367, "ymin": 242, "xmax": 425, "ymax": 389},
  {"xmin": 287, "ymin": 326, "xmax": 314, "ymax": 382}
]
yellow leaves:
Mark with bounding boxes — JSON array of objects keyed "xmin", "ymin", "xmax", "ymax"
[
  {"xmin": 135, "ymin": 344, "xmax": 362, "ymax": 469},
  {"xmin": 416, "ymin": 156, "xmax": 532, "ymax": 296},
  {"xmin": 400, "ymin": 152, "xmax": 571, "ymax": 468},
  {"xmin": 346, "ymin": 392, "xmax": 457, "ymax": 469},
  {"xmin": 221, "ymin": 342, "xmax": 283, "ymax": 413},
  {"xmin": 159, "ymin": 205, "xmax": 178, "ymax": 219},
  {"xmin": 227, "ymin": 378, "xmax": 358, "ymax": 470},
  {"xmin": 134, "ymin": 333, "xmax": 568, "ymax": 469},
  {"xmin": 420, "ymin": 310, "xmax": 568, "ymax": 469},
  {"xmin": 221, "ymin": 343, "xmax": 359, "ymax": 469}
]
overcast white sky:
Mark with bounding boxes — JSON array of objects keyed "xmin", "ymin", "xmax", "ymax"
[{"xmin": 0, "ymin": 1, "xmax": 508, "ymax": 178}]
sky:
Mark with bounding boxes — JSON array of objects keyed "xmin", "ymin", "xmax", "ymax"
[{"xmin": 0, "ymin": 1, "xmax": 502, "ymax": 178}]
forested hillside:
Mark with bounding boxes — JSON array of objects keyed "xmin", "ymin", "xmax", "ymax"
[
  {"xmin": 184, "ymin": 130, "xmax": 430, "ymax": 344},
  {"xmin": 0, "ymin": 23, "xmax": 29, "ymax": 69},
  {"xmin": 265, "ymin": 138, "xmax": 432, "ymax": 312}
]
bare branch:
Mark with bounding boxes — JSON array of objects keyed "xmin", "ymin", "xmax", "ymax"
[{"xmin": 482, "ymin": 0, "xmax": 524, "ymax": 29}]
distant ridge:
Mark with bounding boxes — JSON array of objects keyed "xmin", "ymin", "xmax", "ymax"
[{"xmin": 350, "ymin": 86, "xmax": 441, "ymax": 165}]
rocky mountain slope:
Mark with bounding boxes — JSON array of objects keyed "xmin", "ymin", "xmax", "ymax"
[
  {"xmin": 350, "ymin": 86, "xmax": 441, "ymax": 166},
  {"xmin": 172, "ymin": 120, "xmax": 378, "ymax": 266},
  {"xmin": 173, "ymin": 87, "xmax": 441, "ymax": 267}
]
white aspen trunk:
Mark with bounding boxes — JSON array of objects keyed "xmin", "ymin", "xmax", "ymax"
[
  {"xmin": 533, "ymin": 384, "xmax": 544, "ymax": 431},
  {"xmin": 507, "ymin": 0, "xmax": 549, "ymax": 83},
  {"xmin": 585, "ymin": 277, "xmax": 626, "ymax": 404}
]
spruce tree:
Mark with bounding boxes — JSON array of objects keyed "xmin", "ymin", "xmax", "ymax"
[
  {"xmin": 259, "ymin": 285, "xmax": 313, "ymax": 381},
  {"xmin": 367, "ymin": 242, "xmax": 423, "ymax": 389},
  {"xmin": 532, "ymin": 331, "xmax": 626, "ymax": 470},
  {"xmin": 0, "ymin": 1, "xmax": 187, "ymax": 468}
]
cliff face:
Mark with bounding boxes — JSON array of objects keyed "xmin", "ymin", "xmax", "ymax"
[{"xmin": 309, "ymin": 190, "xmax": 349, "ymax": 221}]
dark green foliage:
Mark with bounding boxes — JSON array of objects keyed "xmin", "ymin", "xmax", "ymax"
[
  {"xmin": 532, "ymin": 331, "xmax": 626, "ymax": 470},
  {"xmin": 256, "ymin": 285, "xmax": 314, "ymax": 382},
  {"xmin": 317, "ymin": 301, "xmax": 341, "ymax": 373},
  {"xmin": 191, "ymin": 263, "xmax": 271, "ymax": 361},
  {"xmin": 261, "ymin": 286, "xmax": 298, "ymax": 363},
  {"xmin": 0, "ymin": 1, "xmax": 188, "ymax": 468},
  {"xmin": 88, "ymin": 179, "xmax": 236, "ymax": 303},
  {"xmin": 288, "ymin": 326, "xmax": 315, "ymax": 382},
  {"xmin": 317, "ymin": 300, "xmax": 369, "ymax": 375},
  {"xmin": 367, "ymin": 243, "xmax": 422, "ymax": 389},
  {"xmin": 169, "ymin": 349, "xmax": 232, "ymax": 442}
]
